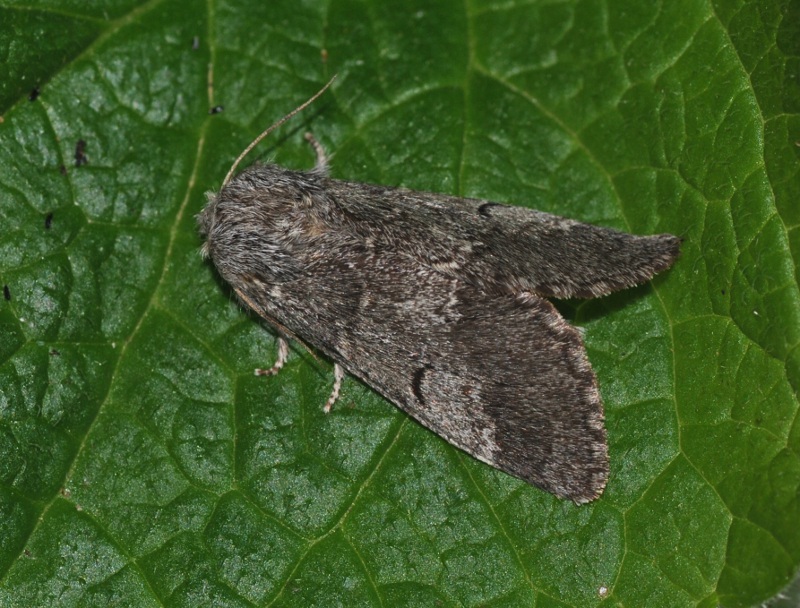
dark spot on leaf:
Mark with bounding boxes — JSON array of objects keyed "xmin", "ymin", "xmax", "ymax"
[{"xmin": 75, "ymin": 139, "xmax": 88, "ymax": 167}]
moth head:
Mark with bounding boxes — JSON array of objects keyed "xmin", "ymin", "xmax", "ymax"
[
  {"xmin": 199, "ymin": 77, "xmax": 337, "ymax": 283},
  {"xmin": 199, "ymin": 166, "xmax": 322, "ymax": 287},
  {"xmin": 197, "ymin": 191, "xmax": 218, "ymax": 258}
]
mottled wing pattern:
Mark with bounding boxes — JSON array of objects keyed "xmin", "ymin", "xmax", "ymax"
[
  {"xmin": 238, "ymin": 244, "xmax": 608, "ymax": 502},
  {"xmin": 326, "ymin": 180, "xmax": 681, "ymax": 299}
]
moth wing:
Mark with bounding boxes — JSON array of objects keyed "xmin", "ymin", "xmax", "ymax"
[
  {"xmin": 264, "ymin": 253, "xmax": 608, "ymax": 502},
  {"xmin": 366, "ymin": 284, "xmax": 608, "ymax": 502},
  {"xmin": 329, "ymin": 180, "xmax": 680, "ymax": 299},
  {"xmin": 400, "ymin": 285, "xmax": 609, "ymax": 503},
  {"xmin": 416, "ymin": 286, "xmax": 608, "ymax": 503}
]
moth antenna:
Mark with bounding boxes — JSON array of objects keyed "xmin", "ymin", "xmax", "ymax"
[{"xmin": 221, "ymin": 74, "xmax": 338, "ymax": 187}]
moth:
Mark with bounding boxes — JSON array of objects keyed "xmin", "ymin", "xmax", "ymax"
[{"xmin": 199, "ymin": 79, "xmax": 680, "ymax": 503}]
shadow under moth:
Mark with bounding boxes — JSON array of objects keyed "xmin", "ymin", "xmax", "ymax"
[{"xmin": 199, "ymin": 79, "xmax": 680, "ymax": 504}]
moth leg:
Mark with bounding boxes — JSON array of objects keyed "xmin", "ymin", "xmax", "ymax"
[
  {"xmin": 323, "ymin": 363, "xmax": 345, "ymax": 413},
  {"xmin": 304, "ymin": 132, "xmax": 328, "ymax": 174},
  {"xmin": 254, "ymin": 336, "xmax": 289, "ymax": 376}
]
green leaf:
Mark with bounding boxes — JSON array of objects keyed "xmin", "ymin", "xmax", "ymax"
[{"xmin": 1, "ymin": 0, "xmax": 798, "ymax": 606}]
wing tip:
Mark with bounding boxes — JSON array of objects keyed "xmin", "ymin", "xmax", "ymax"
[
  {"xmin": 491, "ymin": 400, "xmax": 610, "ymax": 504},
  {"xmin": 548, "ymin": 438, "xmax": 610, "ymax": 504},
  {"xmin": 649, "ymin": 232, "xmax": 682, "ymax": 272},
  {"xmin": 500, "ymin": 438, "xmax": 609, "ymax": 503},
  {"xmin": 567, "ymin": 453, "xmax": 609, "ymax": 504},
  {"xmin": 571, "ymin": 231, "xmax": 682, "ymax": 299}
]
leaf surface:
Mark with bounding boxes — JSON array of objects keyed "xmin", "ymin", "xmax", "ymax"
[{"xmin": 0, "ymin": 1, "xmax": 798, "ymax": 606}]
